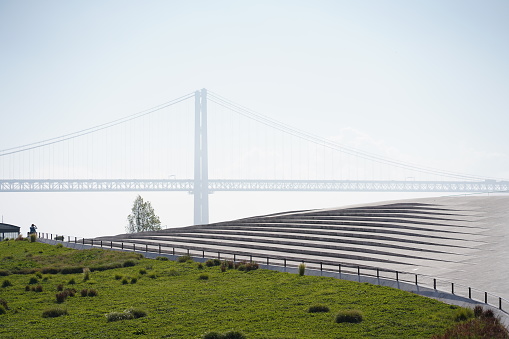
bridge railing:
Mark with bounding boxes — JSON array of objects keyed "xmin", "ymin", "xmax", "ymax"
[{"xmin": 39, "ymin": 232, "xmax": 508, "ymax": 316}]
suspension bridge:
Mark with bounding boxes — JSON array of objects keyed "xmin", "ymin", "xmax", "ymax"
[{"xmin": 1, "ymin": 89, "xmax": 508, "ymax": 225}]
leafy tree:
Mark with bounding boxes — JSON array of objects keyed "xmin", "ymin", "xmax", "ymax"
[{"xmin": 126, "ymin": 195, "xmax": 162, "ymax": 233}]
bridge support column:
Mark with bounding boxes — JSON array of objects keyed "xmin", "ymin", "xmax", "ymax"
[{"xmin": 193, "ymin": 89, "xmax": 209, "ymax": 225}]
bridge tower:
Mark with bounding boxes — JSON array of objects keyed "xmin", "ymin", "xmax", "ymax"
[{"xmin": 194, "ymin": 89, "xmax": 209, "ymax": 225}]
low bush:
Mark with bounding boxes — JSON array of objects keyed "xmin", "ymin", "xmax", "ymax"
[
  {"xmin": 32, "ymin": 285, "xmax": 43, "ymax": 292},
  {"xmin": 202, "ymin": 331, "xmax": 246, "ymax": 339},
  {"xmin": 30, "ymin": 234, "xmax": 37, "ymax": 242},
  {"xmin": 121, "ymin": 278, "xmax": 129, "ymax": 285},
  {"xmin": 335, "ymin": 310, "xmax": 363, "ymax": 323},
  {"xmin": 2, "ymin": 279, "xmax": 12, "ymax": 288},
  {"xmin": 25, "ymin": 285, "xmax": 30, "ymax": 291},
  {"xmin": 0, "ymin": 270, "xmax": 10, "ymax": 276},
  {"xmin": 105, "ymin": 307, "xmax": 147, "ymax": 322},
  {"xmin": 83, "ymin": 267, "xmax": 91, "ymax": 281},
  {"xmin": 155, "ymin": 256, "xmax": 169, "ymax": 261},
  {"xmin": 148, "ymin": 273, "xmax": 157, "ymax": 279},
  {"xmin": 87, "ymin": 289, "xmax": 98, "ymax": 297},
  {"xmin": 56, "ymin": 284, "xmax": 64, "ymax": 291},
  {"xmin": 224, "ymin": 260, "xmax": 235, "ymax": 269},
  {"xmin": 454, "ymin": 308, "xmax": 474, "ymax": 322},
  {"xmin": 68, "ymin": 278, "xmax": 76, "ymax": 285},
  {"xmin": 54, "ymin": 236, "xmax": 64, "ymax": 241},
  {"xmin": 139, "ymin": 268, "xmax": 147, "ymax": 275},
  {"xmin": 204, "ymin": 260, "xmax": 214, "ymax": 267},
  {"xmin": 55, "ymin": 243, "xmax": 63, "ymax": 248},
  {"xmin": 199, "ymin": 274, "xmax": 209, "ymax": 280},
  {"xmin": 28, "ymin": 277, "xmax": 38, "ymax": 284},
  {"xmin": 41, "ymin": 267, "xmax": 60, "ymax": 274},
  {"xmin": 114, "ymin": 274, "xmax": 122, "ymax": 280},
  {"xmin": 0, "ymin": 305, "xmax": 6, "ymax": 315},
  {"xmin": 220, "ymin": 263, "xmax": 227, "ymax": 272},
  {"xmin": 90, "ymin": 263, "xmax": 122, "ymax": 271},
  {"xmin": 473, "ymin": 305, "xmax": 483, "ymax": 318},
  {"xmin": 197, "ymin": 263, "xmax": 204, "ymax": 269},
  {"xmin": 35, "ymin": 272, "xmax": 43, "ymax": 279},
  {"xmin": 0, "ymin": 298, "xmax": 8, "ymax": 310},
  {"xmin": 308, "ymin": 304, "xmax": 330, "ymax": 313},
  {"xmin": 80, "ymin": 289, "xmax": 88, "ymax": 297},
  {"xmin": 130, "ymin": 277, "xmax": 138, "ymax": 284},
  {"xmin": 123, "ymin": 260, "xmax": 137, "ymax": 267},
  {"xmin": 15, "ymin": 235, "xmax": 24, "ymax": 241},
  {"xmin": 433, "ymin": 316, "xmax": 509, "ymax": 338},
  {"xmin": 42, "ymin": 307, "xmax": 67, "ymax": 318},
  {"xmin": 177, "ymin": 255, "xmax": 192, "ymax": 263},
  {"xmin": 56, "ymin": 292, "xmax": 68, "ymax": 303},
  {"xmin": 299, "ymin": 263, "xmax": 306, "ymax": 276},
  {"xmin": 61, "ymin": 267, "xmax": 83, "ymax": 274}
]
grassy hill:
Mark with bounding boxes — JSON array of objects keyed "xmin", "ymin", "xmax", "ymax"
[{"xmin": 0, "ymin": 239, "xmax": 472, "ymax": 338}]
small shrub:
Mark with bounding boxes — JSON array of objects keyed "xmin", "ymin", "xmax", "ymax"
[
  {"xmin": 148, "ymin": 273, "xmax": 156, "ymax": 279},
  {"xmin": 68, "ymin": 278, "xmax": 76, "ymax": 285},
  {"xmin": 237, "ymin": 264, "xmax": 246, "ymax": 272},
  {"xmin": 224, "ymin": 261, "xmax": 234, "ymax": 269},
  {"xmin": 105, "ymin": 308, "xmax": 146, "ymax": 322},
  {"xmin": 454, "ymin": 308, "xmax": 474, "ymax": 322},
  {"xmin": 335, "ymin": 310, "xmax": 363, "ymax": 323},
  {"xmin": 123, "ymin": 260, "xmax": 137, "ymax": 267},
  {"xmin": 298, "ymin": 263, "xmax": 306, "ymax": 276},
  {"xmin": 130, "ymin": 277, "xmax": 138, "ymax": 284},
  {"xmin": 0, "ymin": 305, "xmax": 6, "ymax": 315},
  {"xmin": 35, "ymin": 272, "xmax": 43, "ymax": 279},
  {"xmin": 106, "ymin": 311, "xmax": 134, "ymax": 322},
  {"xmin": 30, "ymin": 233, "xmax": 37, "ymax": 242},
  {"xmin": 81, "ymin": 289, "xmax": 88, "ymax": 297},
  {"xmin": 64, "ymin": 288, "xmax": 76, "ymax": 297},
  {"xmin": 126, "ymin": 307, "xmax": 147, "ymax": 319},
  {"xmin": 202, "ymin": 332, "xmax": 222, "ymax": 339},
  {"xmin": 308, "ymin": 304, "xmax": 330, "ymax": 313},
  {"xmin": 42, "ymin": 307, "xmax": 68, "ymax": 318},
  {"xmin": 122, "ymin": 278, "xmax": 129, "ymax": 285},
  {"xmin": 25, "ymin": 285, "xmax": 30, "ymax": 291},
  {"xmin": 33, "ymin": 285, "xmax": 43, "ymax": 292},
  {"xmin": 0, "ymin": 298, "xmax": 8, "ymax": 310},
  {"xmin": 55, "ymin": 243, "xmax": 63, "ymax": 248},
  {"xmin": 177, "ymin": 255, "xmax": 192, "ymax": 263},
  {"xmin": 220, "ymin": 263, "xmax": 227, "ymax": 272},
  {"xmin": 15, "ymin": 235, "xmax": 24, "ymax": 241},
  {"xmin": 83, "ymin": 268, "xmax": 91, "ymax": 281},
  {"xmin": 87, "ymin": 289, "xmax": 98, "ymax": 297},
  {"xmin": 205, "ymin": 259, "xmax": 215, "ymax": 267},
  {"xmin": 61, "ymin": 267, "xmax": 82, "ymax": 274},
  {"xmin": 28, "ymin": 277, "xmax": 38, "ymax": 284},
  {"xmin": 473, "ymin": 305, "xmax": 483, "ymax": 318},
  {"xmin": 139, "ymin": 269, "xmax": 147, "ymax": 275},
  {"xmin": 114, "ymin": 274, "xmax": 122, "ymax": 280},
  {"xmin": 483, "ymin": 309, "xmax": 495, "ymax": 318},
  {"xmin": 223, "ymin": 331, "xmax": 246, "ymax": 339},
  {"xmin": 155, "ymin": 256, "xmax": 169, "ymax": 261},
  {"xmin": 245, "ymin": 262, "xmax": 259, "ymax": 272},
  {"xmin": 56, "ymin": 292, "xmax": 68, "ymax": 303},
  {"xmin": 197, "ymin": 263, "xmax": 204, "ymax": 269},
  {"xmin": 0, "ymin": 270, "xmax": 10, "ymax": 276},
  {"xmin": 2, "ymin": 280, "xmax": 12, "ymax": 288},
  {"xmin": 199, "ymin": 274, "xmax": 209, "ymax": 280},
  {"xmin": 56, "ymin": 284, "xmax": 64, "ymax": 291},
  {"xmin": 41, "ymin": 267, "xmax": 60, "ymax": 274}
]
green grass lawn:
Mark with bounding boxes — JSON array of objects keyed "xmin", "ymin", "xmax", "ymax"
[{"xmin": 0, "ymin": 239, "xmax": 464, "ymax": 338}]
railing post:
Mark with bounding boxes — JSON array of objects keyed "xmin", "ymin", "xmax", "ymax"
[
  {"xmin": 469, "ymin": 287, "xmax": 471, "ymax": 299},
  {"xmin": 91, "ymin": 239, "xmax": 93, "ymax": 246},
  {"xmin": 159, "ymin": 244, "xmax": 161, "ymax": 254},
  {"xmin": 499, "ymin": 297, "xmax": 502, "ymax": 310},
  {"xmin": 377, "ymin": 268, "xmax": 379, "ymax": 279},
  {"xmin": 202, "ymin": 250, "xmax": 204, "ymax": 258},
  {"xmin": 133, "ymin": 243, "xmax": 135, "ymax": 252},
  {"xmin": 218, "ymin": 252, "xmax": 220, "ymax": 260},
  {"xmin": 415, "ymin": 274, "xmax": 418, "ymax": 285},
  {"xmin": 121, "ymin": 242, "xmax": 123, "ymax": 250},
  {"xmin": 338, "ymin": 264, "xmax": 341, "ymax": 275},
  {"xmin": 187, "ymin": 248, "xmax": 190, "ymax": 256},
  {"xmin": 172, "ymin": 248, "xmax": 175, "ymax": 256},
  {"xmin": 82, "ymin": 238, "xmax": 85, "ymax": 245},
  {"xmin": 110, "ymin": 241, "xmax": 113, "ymax": 248},
  {"xmin": 433, "ymin": 278, "xmax": 436, "ymax": 290},
  {"xmin": 267, "ymin": 257, "xmax": 269, "ymax": 265},
  {"xmin": 320, "ymin": 262, "xmax": 323, "ymax": 271},
  {"xmin": 100, "ymin": 240, "xmax": 102, "ymax": 247},
  {"xmin": 357, "ymin": 266, "xmax": 360, "ymax": 276},
  {"xmin": 75, "ymin": 237, "xmax": 77, "ymax": 243},
  {"xmin": 451, "ymin": 283, "xmax": 454, "ymax": 295},
  {"xmin": 68, "ymin": 236, "xmax": 70, "ymax": 242},
  {"xmin": 51, "ymin": 234, "xmax": 53, "ymax": 240},
  {"xmin": 284, "ymin": 259, "xmax": 286, "ymax": 268},
  {"xmin": 250, "ymin": 255, "xmax": 252, "ymax": 263},
  {"xmin": 396, "ymin": 271, "xmax": 399, "ymax": 282},
  {"xmin": 485, "ymin": 292, "xmax": 488, "ymax": 304},
  {"xmin": 233, "ymin": 254, "xmax": 236, "ymax": 262}
]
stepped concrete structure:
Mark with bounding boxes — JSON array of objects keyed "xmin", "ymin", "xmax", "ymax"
[{"xmin": 99, "ymin": 196, "xmax": 509, "ymax": 301}]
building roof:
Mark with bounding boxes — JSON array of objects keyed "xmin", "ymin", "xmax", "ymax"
[{"xmin": 0, "ymin": 223, "xmax": 21, "ymax": 232}]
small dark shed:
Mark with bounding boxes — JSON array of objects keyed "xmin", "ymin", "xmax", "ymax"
[{"xmin": 0, "ymin": 223, "xmax": 20, "ymax": 240}]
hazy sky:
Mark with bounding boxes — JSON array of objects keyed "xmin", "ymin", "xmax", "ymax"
[{"xmin": 1, "ymin": 1, "xmax": 508, "ymax": 237}]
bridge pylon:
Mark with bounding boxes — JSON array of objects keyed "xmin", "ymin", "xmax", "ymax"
[{"xmin": 193, "ymin": 89, "xmax": 209, "ymax": 225}]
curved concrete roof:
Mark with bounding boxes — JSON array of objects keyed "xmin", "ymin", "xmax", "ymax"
[{"xmin": 100, "ymin": 196, "xmax": 509, "ymax": 300}]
